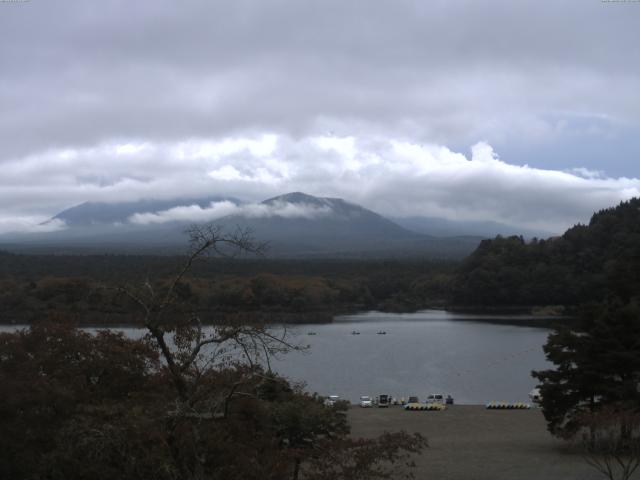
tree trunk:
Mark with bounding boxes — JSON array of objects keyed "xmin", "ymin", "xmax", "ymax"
[{"xmin": 292, "ymin": 458, "xmax": 301, "ymax": 480}]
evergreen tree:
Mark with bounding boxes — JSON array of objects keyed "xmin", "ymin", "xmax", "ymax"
[
  {"xmin": 452, "ymin": 197, "xmax": 640, "ymax": 308},
  {"xmin": 532, "ymin": 301, "xmax": 640, "ymax": 437}
]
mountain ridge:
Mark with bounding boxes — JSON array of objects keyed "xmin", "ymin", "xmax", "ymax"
[
  {"xmin": 50, "ymin": 196, "xmax": 240, "ymax": 227},
  {"xmin": 3, "ymin": 192, "xmax": 494, "ymax": 258}
]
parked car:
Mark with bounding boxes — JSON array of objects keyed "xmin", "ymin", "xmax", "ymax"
[
  {"xmin": 407, "ymin": 395, "xmax": 420, "ymax": 404},
  {"xmin": 426, "ymin": 394, "xmax": 445, "ymax": 404},
  {"xmin": 360, "ymin": 395, "xmax": 373, "ymax": 407},
  {"xmin": 377, "ymin": 394, "xmax": 391, "ymax": 407},
  {"xmin": 325, "ymin": 395, "xmax": 340, "ymax": 406}
]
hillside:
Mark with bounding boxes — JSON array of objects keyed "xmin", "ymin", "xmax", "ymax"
[
  {"xmin": 216, "ymin": 192, "xmax": 472, "ymax": 257},
  {"xmin": 49, "ymin": 196, "xmax": 239, "ymax": 226},
  {"xmin": 450, "ymin": 198, "xmax": 640, "ymax": 307}
]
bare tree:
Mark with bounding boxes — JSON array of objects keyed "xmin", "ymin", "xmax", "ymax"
[
  {"xmin": 579, "ymin": 407, "xmax": 640, "ymax": 480},
  {"xmin": 115, "ymin": 225, "xmax": 298, "ymax": 403},
  {"xmin": 112, "ymin": 225, "xmax": 311, "ymax": 479}
]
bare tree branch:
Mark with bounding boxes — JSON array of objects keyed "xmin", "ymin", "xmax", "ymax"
[{"xmin": 106, "ymin": 224, "xmax": 302, "ymax": 405}]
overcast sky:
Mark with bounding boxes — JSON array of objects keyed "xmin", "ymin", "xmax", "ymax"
[{"xmin": 1, "ymin": 0, "xmax": 639, "ymax": 234}]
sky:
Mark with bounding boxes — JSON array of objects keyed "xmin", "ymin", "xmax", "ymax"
[{"xmin": 0, "ymin": 0, "xmax": 639, "ymax": 234}]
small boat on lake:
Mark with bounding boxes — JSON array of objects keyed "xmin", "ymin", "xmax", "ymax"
[
  {"xmin": 376, "ymin": 331, "xmax": 387, "ymax": 335},
  {"xmin": 351, "ymin": 331, "xmax": 360, "ymax": 335}
]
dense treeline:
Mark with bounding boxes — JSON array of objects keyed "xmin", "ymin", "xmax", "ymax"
[
  {"xmin": 0, "ymin": 254, "xmax": 455, "ymax": 324},
  {"xmin": 451, "ymin": 198, "xmax": 640, "ymax": 308}
]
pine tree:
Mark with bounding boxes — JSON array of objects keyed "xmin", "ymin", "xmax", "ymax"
[{"xmin": 532, "ymin": 301, "xmax": 640, "ymax": 437}]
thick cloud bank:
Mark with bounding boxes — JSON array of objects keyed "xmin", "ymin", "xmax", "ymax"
[
  {"xmin": 1, "ymin": 0, "xmax": 638, "ymax": 162},
  {"xmin": 1, "ymin": 1, "xmax": 638, "ymax": 235},
  {"xmin": 0, "ymin": 134, "xmax": 637, "ymax": 235}
]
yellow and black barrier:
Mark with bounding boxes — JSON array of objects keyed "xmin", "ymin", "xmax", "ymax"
[
  {"xmin": 404, "ymin": 403, "xmax": 446, "ymax": 411},
  {"xmin": 485, "ymin": 402, "xmax": 531, "ymax": 410}
]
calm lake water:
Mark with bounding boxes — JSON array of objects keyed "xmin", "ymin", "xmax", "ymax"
[
  {"xmin": 1, "ymin": 310, "xmax": 552, "ymax": 404},
  {"xmin": 273, "ymin": 310, "xmax": 552, "ymax": 404}
]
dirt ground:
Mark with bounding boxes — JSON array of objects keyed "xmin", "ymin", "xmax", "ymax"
[{"xmin": 348, "ymin": 405, "xmax": 612, "ymax": 480}]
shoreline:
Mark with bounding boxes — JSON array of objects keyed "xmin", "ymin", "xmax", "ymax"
[{"xmin": 0, "ymin": 306, "xmax": 571, "ymax": 328}]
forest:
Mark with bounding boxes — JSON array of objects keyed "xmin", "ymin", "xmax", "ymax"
[
  {"xmin": 451, "ymin": 198, "xmax": 640, "ymax": 309},
  {"xmin": 0, "ymin": 253, "xmax": 455, "ymax": 325}
]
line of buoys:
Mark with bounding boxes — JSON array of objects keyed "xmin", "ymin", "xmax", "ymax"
[
  {"xmin": 404, "ymin": 403, "xmax": 446, "ymax": 411},
  {"xmin": 485, "ymin": 402, "xmax": 531, "ymax": 410}
]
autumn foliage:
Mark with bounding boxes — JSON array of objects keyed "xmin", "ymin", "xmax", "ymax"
[{"xmin": 0, "ymin": 321, "xmax": 425, "ymax": 479}]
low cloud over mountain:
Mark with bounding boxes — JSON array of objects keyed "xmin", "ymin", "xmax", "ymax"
[
  {"xmin": 1, "ymin": 2, "xmax": 639, "ymax": 236},
  {"xmin": 129, "ymin": 199, "xmax": 332, "ymax": 225},
  {"xmin": 1, "ymin": 136, "xmax": 638, "ymax": 236},
  {"xmin": 1, "ymin": 192, "xmax": 485, "ymax": 258}
]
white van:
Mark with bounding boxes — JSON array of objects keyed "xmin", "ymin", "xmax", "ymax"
[{"xmin": 426, "ymin": 394, "xmax": 445, "ymax": 404}]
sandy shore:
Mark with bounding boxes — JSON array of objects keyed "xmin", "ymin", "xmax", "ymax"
[{"xmin": 348, "ymin": 405, "xmax": 606, "ymax": 480}]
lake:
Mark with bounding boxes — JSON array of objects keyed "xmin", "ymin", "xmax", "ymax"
[
  {"xmin": 1, "ymin": 310, "xmax": 553, "ymax": 404},
  {"xmin": 273, "ymin": 310, "xmax": 552, "ymax": 404}
]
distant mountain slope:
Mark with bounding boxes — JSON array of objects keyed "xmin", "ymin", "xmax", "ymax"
[
  {"xmin": 214, "ymin": 192, "xmax": 481, "ymax": 257},
  {"xmin": 252, "ymin": 191, "xmax": 417, "ymax": 240},
  {"xmin": 50, "ymin": 196, "xmax": 238, "ymax": 226},
  {"xmin": 451, "ymin": 197, "xmax": 640, "ymax": 307},
  {"xmin": 393, "ymin": 216, "xmax": 554, "ymax": 239},
  {"xmin": 2, "ymin": 192, "xmax": 483, "ymax": 258}
]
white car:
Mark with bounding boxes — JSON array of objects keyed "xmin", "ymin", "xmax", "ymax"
[
  {"xmin": 325, "ymin": 395, "xmax": 340, "ymax": 406},
  {"xmin": 360, "ymin": 395, "xmax": 373, "ymax": 407}
]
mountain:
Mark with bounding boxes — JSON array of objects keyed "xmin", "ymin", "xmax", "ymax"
[
  {"xmin": 393, "ymin": 216, "xmax": 554, "ymax": 239},
  {"xmin": 49, "ymin": 196, "xmax": 238, "ymax": 227},
  {"xmin": 214, "ymin": 192, "xmax": 422, "ymax": 255},
  {"xmin": 1, "ymin": 192, "xmax": 483, "ymax": 258}
]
